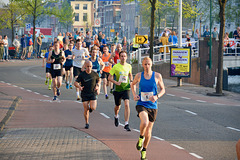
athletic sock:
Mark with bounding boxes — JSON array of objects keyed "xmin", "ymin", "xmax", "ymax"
[
  {"xmin": 49, "ymin": 79, "xmax": 52, "ymax": 86},
  {"xmin": 140, "ymin": 135, "xmax": 144, "ymax": 139},
  {"xmin": 115, "ymin": 114, "xmax": 119, "ymax": 118},
  {"xmin": 125, "ymin": 121, "xmax": 128, "ymax": 125},
  {"xmin": 76, "ymin": 92, "xmax": 80, "ymax": 97},
  {"xmin": 142, "ymin": 148, "xmax": 146, "ymax": 151}
]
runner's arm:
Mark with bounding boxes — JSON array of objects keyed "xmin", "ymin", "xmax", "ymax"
[
  {"xmin": 130, "ymin": 73, "xmax": 140, "ymax": 101},
  {"xmin": 47, "ymin": 51, "xmax": 54, "ymax": 63},
  {"xmin": 99, "ymin": 58, "xmax": 105, "ymax": 74},
  {"xmin": 155, "ymin": 73, "xmax": 165, "ymax": 99},
  {"xmin": 108, "ymin": 74, "xmax": 121, "ymax": 86}
]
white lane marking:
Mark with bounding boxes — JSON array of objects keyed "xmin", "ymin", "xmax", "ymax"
[
  {"xmin": 171, "ymin": 144, "xmax": 184, "ymax": 150},
  {"xmin": 19, "ymin": 87, "xmax": 24, "ymax": 90},
  {"xmin": 75, "ymin": 101, "xmax": 82, "ymax": 104},
  {"xmin": 119, "ymin": 123, "xmax": 124, "ymax": 127},
  {"xmin": 33, "ymin": 75, "xmax": 37, "ymax": 78},
  {"xmin": 6, "ymin": 83, "xmax": 11, "ymax": 85},
  {"xmin": 34, "ymin": 92, "xmax": 40, "ymax": 95},
  {"xmin": 133, "ymin": 129, "xmax": 140, "ymax": 132},
  {"xmin": 189, "ymin": 153, "xmax": 203, "ymax": 159},
  {"xmin": 213, "ymin": 103, "xmax": 225, "ymax": 105},
  {"xmin": 196, "ymin": 100, "xmax": 206, "ymax": 103},
  {"xmin": 0, "ymin": 81, "xmax": 5, "ymax": 83},
  {"xmin": 185, "ymin": 110, "xmax": 197, "ymax": 115},
  {"xmin": 12, "ymin": 85, "xmax": 18, "ymax": 87},
  {"xmin": 166, "ymin": 94, "xmax": 175, "ymax": 96},
  {"xmin": 26, "ymin": 89, "xmax": 32, "ymax": 92},
  {"xmin": 152, "ymin": 136, "xmax": 164, "ymax": 141},
  {"xmin": 227, "ymin": 127, "xmax": 240, "ymax": 132},
  {"xmin": 43, "ymin": 95, "xmax": 49, "ymax": 97},
  {"xmin": 100, "ymin": 113, "xmax": 110, "ymax": 119},
  {"xmin": 181, "ymin": 96, "xmax": 191, "ymax": 100}
]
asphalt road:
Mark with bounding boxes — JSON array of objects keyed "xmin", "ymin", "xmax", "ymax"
[{"xmin": 0, "ymin": 59, "xmax": 239, "ymax": 160}]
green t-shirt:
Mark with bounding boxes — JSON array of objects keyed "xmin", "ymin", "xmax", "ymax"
[{"xmin": 109, "ymin": 63, "xmax": 132, "ymax": 92}]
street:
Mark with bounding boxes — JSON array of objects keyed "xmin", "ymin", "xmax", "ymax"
[{"xmin": 0, "ymin": 59, "xmax": 239, "ymax": 160}]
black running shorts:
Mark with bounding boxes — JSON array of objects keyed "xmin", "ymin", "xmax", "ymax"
[
  {"xmin": 73, "ymin": 66, "xmax": 82, "ymax": 77},
  {"xmin": 65, "ymin": 65, "xmax": 73, "ymax": 71},
  {"xmin": 46, "ymin": 67, "xmax": 52, "ymax": 73},
  {"xmin": 113, "ymin": 90, "xmax": 130, "ymax": 106},
  {"xmin": 101, "ymin": 71, "xmax": 110, "ymax": 79},
  {"xmin": 136, "ymin": 105, "xmax": 157, "ymax": 122},
  {"xmin": 81, "ymin": 93, "xmax": 97, "ymax": 102},
  {"xmin": 51, "ymin": 69, "xmax": 62, "ymax": 78}
]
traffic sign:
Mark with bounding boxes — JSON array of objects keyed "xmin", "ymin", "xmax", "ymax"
[
  {"xmin": 135, "ymin": 35, "xmax": 148, "ymax": 44},
  {"xmin": 110, "ymin": 29, "xmax": 115, "ymax": 33},
  {"xmin": 25, "ymin": 23, "xmax": 31, "ymax": 31},
  {"xmin": 94, "ymin": 18, "xmax": 101, "ymax": 27}
]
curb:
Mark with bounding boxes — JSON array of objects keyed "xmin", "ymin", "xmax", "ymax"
[{"xmin": 0, "ymin": 96, "xmax": 22, "ymax": 131}]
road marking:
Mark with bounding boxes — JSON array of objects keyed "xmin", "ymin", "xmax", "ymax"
[
  {"xmin": 75, "ymin": 101, "xmax": 82, "ymax": 104},
  {"xmin": 133, "ymin": 129, "xmax": 140, "ymax": 132},
  {"xmin": 43, "ymin": 95, "xmax": 49, "ymax": 97},
  {"xmin": 119, "ymin": 123, "xmax": 124, "ymax": 127},
  {"xmin": 12, "ymin": 85, "xmax": 18, "ymax": 87},
  {"xmin": 227, "ymin": 127, "xmax": 240, "ymax": 132},
  {"xmin": 100, "ymin": 113, "xmax": 110, "ymax": 119},
  {"xmin": 33, "ymin": 75, "xmax": 37, "ymax": 78},
  {"xmin": 34, "ymin": 92, "xmax": 40, "ymax": 95},
  {"xmin": 0, "ymin": 81, "xmax": 5, "ymax": 83},
  {"xmin": 181, "ymin": 97, "xmax": 191, "ymax": 100},
  {"xmin": 171, "ymin": 144, "xmax": 184, "ymax": 150},
  {"xmin": 166, "ymin": 94, "xmax": 175, "ymax": 96},
  {"xmin": 196, "ymin": 100, "xmax": 206, "ymax": 103},
  {"xmin": 6, "ymin": 83, "xmax": 11, "ymax": 85},
  {"xmin": 213, "ymin": 103, "xmax": 225, "ymax": 105},
  {"xmin": 26, "ymin": 89, "xmax": 32, "ymax": 92},
  {"xmin": 189, "ymin": 153, "xmax": 203, "ymax": 159},
  {"xmin": 152, "ymin": 136, "xmax": 164, "ymax": 141},
  {"xmin": 19, "ymin": 87, "xmax": 24, "ymax": 90},
  {"xmin": 185, "ymin": 110, "xmax": 197, "ymax": 115}
]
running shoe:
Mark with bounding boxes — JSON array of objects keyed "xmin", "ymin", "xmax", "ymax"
[
  {"xmin": 85, "ymin": 123, "xmax": 89, "ymax": 129},
  {"xmin": 124, "ymin": 124, "xmax": 131, "ymax": 132},
  {"xmin": 136, "ymin": 137, "xmax": 144, "ymax": 151},
  {"xmin": 53, "ymin": 96, "xmax": 57, "ymax": 101},
  {"xmin": 105, "ymin": 95, "xmax": 109, "ymax": 99},
  {"xmin": 89, "ymin": 107, "xmax": 93, "ymax": 113},
  {"xmin": 70, "ymin": 85, "xmax": 73, "ymax": 89},
  {"xmin": 114, "ymin": 117, "xmax": 119, "ymax": 127},
  {"xmin": 77, "ymin": 96, "xmax": 81, "ymax": 101},
  {"xmin": 66, "ymin": 83, "xmax": 69, "ymax": 89},
  {"xmin": 48, "ymin": 86, "xmax": 51, "ymax": 90},
  {"xmin": 45, "ymin": 80, "xmax": 48, "ymax": 85},
  {"xmin": 57, "ymin": 88, "xmax": 61, "ymax": 96},
  {"xmin": 140, "ymin": 150, "xmax": 147, "ymax": 160}
]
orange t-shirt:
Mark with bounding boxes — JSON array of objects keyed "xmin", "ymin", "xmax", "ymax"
[{"xmin": 102, "ymin": 53, "xmax": 111, "ymax": 73}]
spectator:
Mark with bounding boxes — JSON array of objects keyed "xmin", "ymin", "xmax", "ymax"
[
  {"xmin": 194, "ymin": 29, "xmax": 200, "ymax": 41},
  {"xmin": 3, "ymin": 35, "xmax": 9, "ymax": 61},
  {"xmin": 20, "ymin": 34, "xmax": 27, "ymax": 60},
  {"xmin": 131, "ymin": 33, "xmax": 140, "ymax": 52},
  {"xmin": 37, "ymin": 33, "xmax": 45, "ymax": 58},
  {"xmin": 168, "ymin": 31, "xmax": 178, "ymax": 46},
  {"xmin": 203, "ymin": 28, "xmax": 210, "ymax": 37},
  {"xmin": 0, "ymin": 35, "xmax": 4, "ymax": 61},
  {"xmin": 113, "ymin": 32, "xmax": 119, "ymax": 45},
  {"xmin": 13, "ymin": 35, "xmax": 20, "ymax": 58},
  {"xmin": 26, "ymin": 33, "xmax": 33, "ymax": 59},
  {"xmin": 159, "ymin": 32, "xmax": 169, "ymax": 59},
  {"xmin": 212, "ymin": 27, "xmax": 218, "ymax": 39},
  {"xmin": 233, "ymin": 27, "xmax": 240, "ymax": 39},
  {"xmin": 224, "ymin": 32, "xmax": 230, "ymax": 47}
]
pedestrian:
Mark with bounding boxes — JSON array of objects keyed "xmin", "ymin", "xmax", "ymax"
[
  {"xmin": 108, "ymin": 50, "xmax": 133, "ymax": 131},
  {"xmin": 3, "ymin": 35, "xmax": 9, "ymax": 61},
  {"xmin": 72, "ymin": 39, "xmax": 90, "ymax": 101},
  {"xmin": 212, "ymin": 27, "xmax": 218, "ymax": 39},
  {"xmin": 130, "ymin": 57, "xmax": 165, "ymax": 160},
  {"xmin": 64, "ymin": 43, "xmax": 74, "ymax": 89},
  {"xmin": 42, "ymin": 45, "xmax": 53, "ymax": 90},
  {"xmin": 20, "ymin": 35, "xmax": 27, "ymax": 60},
  {"xmin": 26, "ymin": 33, "xmax": 33, "ymax": 59},
  {"xmin": 12, "ymin": 35, "xmax": 20, "ymax": 59},
  {"xmin": 101, "ymin": 45, "xmax": 112, "ymax": 99},
  {"xmin": 74, "ymin": 60, "xmax": 101, "ymax": 129},
  {"xmin": 0, "ymin": 35, "xmax": 4, "ymax": 61},
  {"xmin": 47, "ymin": 41, "xmax": 66, "ymax": 101},
  {"xmin": 37, "ymin": 33, "xmax": 45, "ymax": 58}
]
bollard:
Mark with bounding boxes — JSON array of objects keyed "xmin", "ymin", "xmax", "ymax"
[{"xmin": 223, "ymin": 68, "xmax": 228, "ymax": 91}]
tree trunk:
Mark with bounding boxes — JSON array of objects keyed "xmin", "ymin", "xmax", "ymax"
[
  {"xmin": 11, "ymin": 10, "xmax": 14, "ymax": 45},
  {"xmin": 216, "ymin": 0, "xmax": 227, "ymax": 94},
  {"xmin": 149, "ymin": 0, "xmax": 156, "ymax": 60}
]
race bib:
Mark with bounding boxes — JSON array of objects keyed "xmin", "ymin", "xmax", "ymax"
[
  {"xmin": 92, "ymin": 69, "xmax": 97, "ymax": 72},
  {"xmin": 141, "ymin": 92, "xmax": 153, "ymax": 102},
  {"xmin": 119, "ymin": 75, "xmax": 128, "ymax": 83},
  {"xmin": 53, "ymin": 64, "xmax": 61, "ymax": 70},
  {"xmin": 104, "ymin": 62, "xmax": 109, "ymax": 67}
]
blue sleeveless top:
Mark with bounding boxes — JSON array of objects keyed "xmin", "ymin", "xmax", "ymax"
[
  {"xmin": 137, "ymin": 72, "xmax": 158, "ymax": 109},
  {"xmin": 90, "ymin": 57, "xmax": 100, "ymax": 76}
]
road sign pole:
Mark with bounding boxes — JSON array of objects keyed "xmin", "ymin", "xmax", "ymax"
[{"xmin": 177, "ymin": 0, "xmax": 183, "ymax": 86}]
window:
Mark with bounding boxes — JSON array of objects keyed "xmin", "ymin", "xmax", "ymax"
[
  {"xmin": 74, "ymin": 28, "xmax": 78, "ymax": 32},
  {"xmin": 75, "ymin": 4, "xmax": 79, "ymax": 10},
  {"xmin": 83, "ymin": 13, "xmax": 87, "ymax": 21},
  {"xmin": 116, "ymin": 11, "xmax": 121, "ymax": 22},
  {"xmin": 80, "ymin": 28, "xmax": 84, "ymax": 32},
  {"xmin": 83, "ymin": 4, "xmax": 88, "ymax": 10},
  {"xmin": 75, "ymin": 13, "xmax": 79, "ymax": 21}
]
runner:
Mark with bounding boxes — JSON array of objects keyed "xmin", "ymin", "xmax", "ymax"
[
  {"xmin": 64, "ymin": 43, "xmax": 74, "ymax": 89},
  {"xmin": 101, "ymin": 45, "xmax": 112, "ymax": 99},
  {"xmin": 88, "ymin": 46, "xmax": 105, "ymax": 77},
  {"xmin": 42, "ymin": 45, "xmax": 53, "ymax": 90},
  {"xmin": 74, "ymin": 60, "xmax": 101, "ymax": 129},
  {"xmin": 47, "ymin": 41, "xmax": 66, "ymax": 101},
  {"xmin": 108, "ymin": 51, "xmax": 133, "ymax": 131},
  {"xmin": 109, "ymin": 43, "xmax": 122, "ymax": 65},
  {"xmin": 72, "ymin": 39, "xmax": 90, "ymax": 101},
  {"xmin": 130, "ymin": 57, "xmax": 165, "ymax": 160}
]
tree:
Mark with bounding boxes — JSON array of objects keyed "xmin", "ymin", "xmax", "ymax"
[
  {"xmin": 0, "ymin": 0, "xmax": 26, "ymax": 43},
  {"xmin": 216, "ymin": 0, "xmax": 227, "ymax": 94}
]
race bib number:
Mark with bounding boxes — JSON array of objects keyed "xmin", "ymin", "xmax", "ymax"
[
  {"xmin": 119, "ymin": 75, "xmax": 128, "ymax": 83},
  {"xmin": 53, "ymin": 64, "xmax": 61, "ymax": 70},
  {"xmin": 104, "ymin": 62, "xmax": 109, "ymax": 67},
  {"xmin": 92, "ymin": 69, "xmax": 97, "ymax": 72},
  {"xmin": 141, "ymin": 92, "xmax": 153, "ymax": 101}
]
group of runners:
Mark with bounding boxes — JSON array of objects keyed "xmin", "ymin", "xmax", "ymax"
[{"xmin": 42, "ymin": 38, "xmax": 165, "ymax": 160}]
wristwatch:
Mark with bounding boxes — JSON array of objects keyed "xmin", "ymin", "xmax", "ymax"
[{"xmin": 157, "ymin": 94, "xmax": 160, "ymax": 98}]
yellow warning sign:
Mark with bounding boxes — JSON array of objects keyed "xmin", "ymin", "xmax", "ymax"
[
  {"xmin": 135, "ymin": 35, "xmax": 148, "ymax": 44},
  {"xmin": 110, "ymin": 29, "xmax": 115, "ymax": 33}
]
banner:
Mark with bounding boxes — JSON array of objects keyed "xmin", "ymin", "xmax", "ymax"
[{"xmin": 170, "ymin": 47, "xmax": 191, "ymax": 77}]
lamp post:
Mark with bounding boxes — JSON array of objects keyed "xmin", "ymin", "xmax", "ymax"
[{"xmin": 209, "ymin": 0, "xmax": 212, "ymax": 69}]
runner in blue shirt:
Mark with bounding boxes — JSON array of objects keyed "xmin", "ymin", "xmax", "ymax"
[
  {"xmin": 64, "ymin": 43, "xmax": 74, "ymax": 89},
  {"xmin": 42, "ymin": 46, "xmax": 53, "ymax": 90}
]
